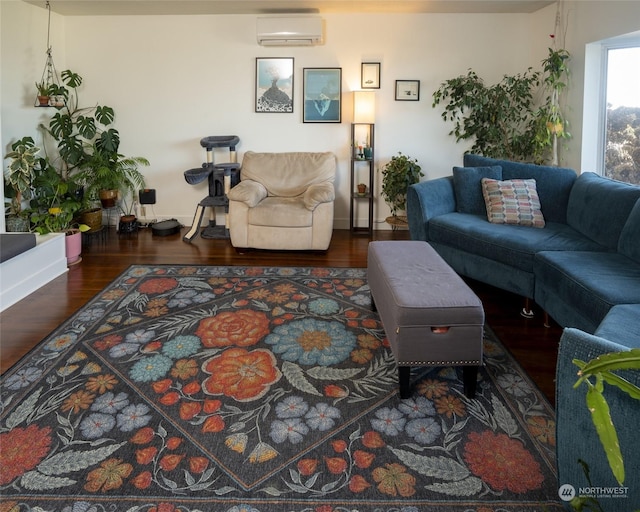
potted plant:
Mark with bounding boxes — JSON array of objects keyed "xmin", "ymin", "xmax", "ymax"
[
  {"xmin": 432, "ymin": 47, "xmax": 571, "ymax": 165},
  {"xmin": 35, "ymin": 80, "xmax": 53, "ymax": 106},
  {"xmin": 27, "ymin": 159, "xmax": 89, "ymax": 265},
  {"xmin": 432, "ymin": 69, "xmax": 542, "ymax": 162},
  {"xmin": 40, "ymin": 70, "xmax": 118, "ymax": 180},
  {"xmin": 3, "ymin": 137, "xmax": 39, "ymax": 231},
  {"xmin": 76, "ymin": 144, "xmax": 148, "ymax": 209},
  {"xmin": 117, "ymin": 193, "xmax": 139, "ymax": 234},
  {"xmin": 380, "ymin": 152, "xmax": 423, "ymax": 225},
  {"xmin": 535, "ymin": 47, "xmax": 571, "ymax": 166},
  {"xmin": 37, "ymin": 69, "xmax": 148, "ymax": 229}
]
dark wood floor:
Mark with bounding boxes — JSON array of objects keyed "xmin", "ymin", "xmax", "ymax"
[{"xmin": 0, "ymin": 227, "xmax": 561, "ymax": 405}]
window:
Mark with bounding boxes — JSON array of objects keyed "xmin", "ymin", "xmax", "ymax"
[
  {"xmin": 581, "ymin": 32, "xmax": 640, "ymax": 184},
  {"xmin": 604, "ymin": 46, "xmax": 640, "ymax": 184}
]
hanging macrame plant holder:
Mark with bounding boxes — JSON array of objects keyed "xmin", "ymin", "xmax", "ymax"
[{"xmin": 35, "ymin": 1, "xmax": 63, "ymax": 108}]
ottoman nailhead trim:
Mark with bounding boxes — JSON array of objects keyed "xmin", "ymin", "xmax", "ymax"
[{"xmin": 400, "ymin": 360, "xmax": 482, "ymax": 365}]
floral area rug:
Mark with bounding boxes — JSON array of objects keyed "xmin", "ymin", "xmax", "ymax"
[{"xmin": 0, "ymin": 266, "xmax": 562, "ymax": 512}]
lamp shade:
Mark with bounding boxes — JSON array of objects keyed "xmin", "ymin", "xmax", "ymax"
[{"xmin": 353, "ymin": 91, "xmax": 375, "ymax": 123}]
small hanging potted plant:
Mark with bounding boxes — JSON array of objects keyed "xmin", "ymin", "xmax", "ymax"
[
  {"xmin": 35, "ymin": 80, "xmax": 53, "ymax": 106},
  {"xmin": 380, "ymin": 152, "xmax": 424, "ymax": 226}
]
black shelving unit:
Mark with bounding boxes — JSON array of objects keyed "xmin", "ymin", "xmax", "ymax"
[{"xmin": 350, "ymin": 123, "xmax": 375, "ymax": 234}]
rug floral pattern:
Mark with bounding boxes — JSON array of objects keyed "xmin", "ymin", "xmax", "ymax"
[{"xmin": 0, "ymin": 266, "xmax": 562, "ymax": 511}]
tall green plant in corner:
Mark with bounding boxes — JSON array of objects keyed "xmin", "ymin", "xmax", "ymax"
[
  {"xmin": 432, "ymin": 47, "xmax": 571, "ymax": 164},
  {"xmin": 432, "ymin": 68, "xmax": 543, "ymax": 162}
]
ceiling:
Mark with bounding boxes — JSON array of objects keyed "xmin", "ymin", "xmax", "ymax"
[{"xmin": 24, "ymin": 0, "xmax": 555, "ymax": 16}]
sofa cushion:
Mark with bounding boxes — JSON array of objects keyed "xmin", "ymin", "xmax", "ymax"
[
  {"xmin": 481, "ymin": 178, "xmax": 545, "ymax": 228},
  {"xmin": 429, "ymin": 213, "xmax": 605, "ymax": 273},
  {"xmin": 464, "ymin": 154, "xmax": 576, "ymax": 223},
  {"xmin": 452, "ymin": 165, "xmax": 502, "ymax": 215},
  {"xmin": 0, "ymin": 233, "xmax": 37, "ymax": 263},
  {"xmin": 618, "ymin": 199, "xmax": 640, "ymax": 264},
  {"xmin": 594, "ymin": 304, "xmax": 640, "ymax": 349},
  {"xmin": 566, "ymin": 172, "xmax": 640, "ymax": 250},
  {"xmin": 248, "ymin": 197, "xmax": 312, "ymax": 227},
  {"xmin": 534, "ymin": 250, "xmax": 640, "ymax": 326},
  {"xmin": 240, "ymin": 151, "xmax": 336, "ymax": 197}
]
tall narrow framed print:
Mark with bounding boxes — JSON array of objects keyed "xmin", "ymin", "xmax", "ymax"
[
  {"xmin": 361, "ymin": 62, "xmax": 380, "ymax": 89},
  {"xmin": 255, "ymin": 57, "xmax": 294, "ymax": 113},
  {"xmin": 303, "ymin": 67, "xmax": 342, "ymax": 123}
]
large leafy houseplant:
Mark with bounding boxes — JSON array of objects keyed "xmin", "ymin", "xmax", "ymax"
[
  {"xmin": 3, "ymin": 137, "xmax": 39, "ymax": 226},
  {"xmin": 41, "ymin": 70, "xmax": 118, "ymax": 180},
  {"xmin": 39, "ymin": 69, "xmax": 148, "ymax": 212},
  {"xmin": 432, "ymin": 68, "xmax": 542, "ymax": 162},
  {"xmin": 432, "ymin": 48, "xmax": 571, "ymax": 164},
  {"xmin": 27, "ymin": 157, "xmax": 87, "ymax": 235},
  {"xmin": 74, "ymin": 143, "xmax": 148, "ymax": 206},
  {"xmin": 380, "ymin": 153, "xmax": 424, "ymax": 218}
]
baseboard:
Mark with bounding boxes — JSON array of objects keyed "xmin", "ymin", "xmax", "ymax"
[
  {"xmin": 166, "ymin": 215, "xmax": 394, "ymax": 231},
  {"xmin": 0, "ymin": 233, "xmax": 67, "ymax": 312}
]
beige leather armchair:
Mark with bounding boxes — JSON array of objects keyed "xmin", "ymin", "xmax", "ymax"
[{"xmin": 228, "ymin": 151, "xmax": 337, "ymax": 250}]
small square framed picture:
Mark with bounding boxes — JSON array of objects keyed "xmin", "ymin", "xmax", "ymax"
[
  {"xmin": 361, "ymin": 62, "xmax": 381, "ymax": 89},
  {"xmin": 395, "ymin": 80, "xmax": 420, "ymax": 101}
]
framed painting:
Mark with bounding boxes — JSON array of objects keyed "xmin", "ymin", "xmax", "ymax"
[
  {"xmin": 361, "ymin": 62, "xmax": 380, "ymax": 89},
  {"xmin": 255, "ymin": 57, "xmax": 294, "ymax": 113},
  {"xmin": 395, "ymin": 80, "xmax": 420, "ymax": 101},
  {"xmin": 303, "ymin": 67, "xmax": 342, "ymax": 123}
]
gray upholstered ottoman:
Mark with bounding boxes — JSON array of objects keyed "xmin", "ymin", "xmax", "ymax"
[{"xmin": 367, "ymin": 241, "xmax": 484, "ymax": 399}]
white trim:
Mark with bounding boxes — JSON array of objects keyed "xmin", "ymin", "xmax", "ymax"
[
  {"xmin": 0, "ymin": 233, "xmax": 67, "ymax": 312},
  {"xmin": 581, "ymin": 30, "xmax": 640, "ymax": 174}
]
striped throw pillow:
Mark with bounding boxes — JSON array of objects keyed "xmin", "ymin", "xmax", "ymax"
[{"xmin": 481, "ymin": 178, "xmax": 546, "ymax": 228}]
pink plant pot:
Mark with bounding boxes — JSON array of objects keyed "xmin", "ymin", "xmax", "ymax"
[{"xmin": 65, "ymin": 230, "xmax": 82, "ymax": 266}]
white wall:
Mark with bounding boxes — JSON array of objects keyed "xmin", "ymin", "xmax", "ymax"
[
  {"xmin": 530, "ymin": 1, "xmax": 640, "ymax": 172},
  {"xmin": 3, "ymin": 2, "xmax": 639, "ymax": 229}
]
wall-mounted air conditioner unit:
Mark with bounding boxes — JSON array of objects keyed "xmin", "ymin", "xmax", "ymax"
[{"xmin": 257, "ymin": 17, "xmax": 324, "ymax": 46}]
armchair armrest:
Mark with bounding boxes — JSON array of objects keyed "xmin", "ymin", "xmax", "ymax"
[
  {"xmin": 303, "ymin": 182, "xmax": 335, "ymax": 211},
  {"xmin": 407, "ymin": 177, "xmax": 456, "ymax": 241},
  {"xmin": 227, "ymin": 180, "xmax": 268, "ymax": 208}
]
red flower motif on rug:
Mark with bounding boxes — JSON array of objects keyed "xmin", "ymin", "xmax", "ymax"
[
  {"xmin": 202, "ymin": 347, "xmax": 282, "ymax": 401},
  {"xmin": 0, "ymin": 425, "xmax": 52, "ymax": 485},
  {"xmin": 196, "ymin": 309, "xmax": 270, "ymax": 347},
  {"xmin": 463, "ymin": 430, "xmax": 544, "ymax": 493}
]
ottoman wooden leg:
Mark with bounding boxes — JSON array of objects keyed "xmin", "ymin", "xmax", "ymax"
[
  {"xmin": 463, "ymin": 366, "xmax": 479, "ymax": 398},
  {"xmin": 399, "ymin": 366, "xmax": 411, "ymax": 399}
]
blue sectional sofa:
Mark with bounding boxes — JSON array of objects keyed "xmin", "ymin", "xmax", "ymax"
[{"xmin": 407, "ymin": 154, "xmax": 640, "ymax": 511}]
